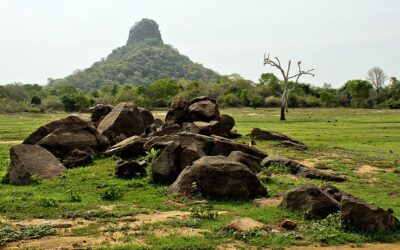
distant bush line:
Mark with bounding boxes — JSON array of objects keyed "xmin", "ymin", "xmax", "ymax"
[{"xmin": 1, "ymin": 73, "xmax": 399, "ymax": 113}]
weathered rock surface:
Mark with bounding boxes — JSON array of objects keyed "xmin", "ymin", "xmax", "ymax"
[
  {"xmin": 90, "ymin": 104, "xmax": 113, "ymax": 127},
  {"xmin": 63, "ymin": 149, "xmax": 93, "ymax": 168},
  {"xmin": 152, "ymin": 142, "xmax": 181, "ymax": 183},
  {"xmin": 261, "ymin": 155, "xmax": 346, "ymax": 182},
  {"xmin": 169, "ymin": 156, "xmax": 268, "ymax": 200},
  {"xmin": 227, "ymin": 151, "xmax": 261, "ymax": 174},
  {"xmin": 153, "ymin": 118, "xmax": 164, "ymax": 129},
  {"xmin": 97, "ymin": 103, "xmax": 153, "ymax": 144},
  {"xmin": 24, "ymin": 116, "xmax": 109, "ymax": 162},
  {"xmin": 144, "ymin": 133, "xmax": 267, "ymax": 160},
  {"xmin": 219, "ymin": 114, "xmax": 235, "ymax": 131},
  {"xmin": 115, "ymin": 160, "xmax": 146, "ymax": 179},
  {"xmin": 251, "ymin": 128, "xmax": 303, "ymax": 144},
  {"xmin": 104, "ymin": 136, "xmax": 147, "ymax": 159},
  {"xmin": 179, "ymin": 143, "xmax": 207, "ymax": 171},
  {"xmin": 164, "ymin": 98, "xmax": 190, "ymax": 127},
  {"xmin": 224, "ymin": 217, "xmax": 265, "ymax": 232},
  {"xmin": 181, "ymin": 122, "xmax": 201, "ymax": 134},
  {"xmin": 149, "ymin": 124, "xmax": 181, "ymax": 137},
  {"xmin": 278, "ymin": 140, "xmax": 308, "ymax": 151},
  {"xmin": 189, "ymin": 96, "xmax": 220, "ymax": 122},
  {"xmin": 341, "ymin": 196, "xmax": 399, "ymax": 233},
  {"xmin": 163, "ymin": 97, "xmax": 238, "ymax": 138},
  {"xmin": 280, "ymin": 184, "xmax": 340, "ymax": 219},
  {"xmin": 4, "ymin": 144, "xmax": 65, "ymax": 185}
]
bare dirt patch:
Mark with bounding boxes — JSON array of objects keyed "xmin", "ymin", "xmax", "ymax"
[
  {"xmin": 1, "ymin": 210, "xmax": 191, "ymax": 249},
  {"xmin": 0, "ymin": 217, "xmax": 93, "ymax": 230},
  {"xmin": 153, "ymin": 227, "xmax": 207, "ymax": 237},
  {"xmin": 253, "ymin": 197, "xmax": 282, "ymax": 207},
  {"xmin": 3, "ymin": 235, "xmax": 126, "ymax": 250},
  {"xmin": 289, "ymin": 243, "xmax": 400, "ymax": 250},
  {"xmin": 357, "ymin": 165, "xmax": 379, "ymax": 176}
]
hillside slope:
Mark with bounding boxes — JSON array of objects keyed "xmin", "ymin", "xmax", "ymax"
[{"xmin": 49, "ymin": 19, "xmax": 219, "ymax": 91}]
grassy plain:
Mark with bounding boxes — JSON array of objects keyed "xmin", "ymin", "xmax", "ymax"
[{"xmin": 0, "ymin": 108, "xmax": 399, "ymax": 249}]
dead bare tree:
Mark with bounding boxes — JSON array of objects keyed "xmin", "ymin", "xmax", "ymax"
[
  {"xmin": 263, "ymin": 54, "xmax": 315, "ymax": 120},
  {"xmin": 366, "ymin": 67, "xmax": 387, "ymax": 94}
]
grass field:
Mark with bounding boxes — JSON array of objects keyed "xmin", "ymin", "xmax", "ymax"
[{"xmin": 0, "ymin": 108, "xmax": 399, "ymax": 249}]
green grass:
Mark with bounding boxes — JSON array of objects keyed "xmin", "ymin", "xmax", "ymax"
[{"xmin": 0, "ymin": 108, "xmax": 399, "ymax": 249}]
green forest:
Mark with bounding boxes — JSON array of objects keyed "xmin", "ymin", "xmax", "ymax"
[{"xmin": 1, "ymin": 72, "xmax": 399, "ymax": 113}]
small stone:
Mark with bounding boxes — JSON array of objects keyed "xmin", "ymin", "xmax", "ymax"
[
  {"xmin": 280, "ymin": 219, "xmax": 297, "ymax": 230},
  {"xmin": 224, "ymin": 217, "xmax": 265, "ymax": 232}
]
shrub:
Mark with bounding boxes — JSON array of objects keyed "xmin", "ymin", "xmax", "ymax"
[
  {"xmin": 67, "ymin": 190, "xmax": 82, "ymax": 202},
  {"xmin": 101, "ymin": 186, "xmax": 123, "ymax": 201},
  {"xmin": 0, "ymin": 224, "xmax": 54, "ymax": 244},
  {"xmin": 223, "ymin": 93, "xmax": 240, "ymax": 107},
  {"xmin": 264, "ymin": 96, "xmax": 281, "ymax": 107},
  {"xmin": 41, "ymin": 96, "xmax": 63, "ymax": 111},
  {"xmin": 38, "ymin": 198, "xmax": 58, "ymax": 208}
]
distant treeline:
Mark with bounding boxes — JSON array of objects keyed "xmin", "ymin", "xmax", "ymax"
[{"xmin": 1, "ymin": 73, "xmax": 400, "ymax": 113}]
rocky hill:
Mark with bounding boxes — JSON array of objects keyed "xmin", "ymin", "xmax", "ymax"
[{"xmin": 49, "ymin": 19, "xmax": 219, "ymax": 91}]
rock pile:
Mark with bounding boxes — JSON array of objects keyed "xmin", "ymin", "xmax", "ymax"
[
  {"xmin": 262, "ymin": 155, "xmax": 346, "ymax": 182},
  {"xmin": 3, "ymin": 96, "xmax": 399, "ymax": 234},
  {"xmin": 163, "ymin": 97, "xmax": 239, "ymax": 138},
  {"xmin": 3, "ymin": 97, "xmax": 269, "ymax": 200},
  {"xmin": 97, "ymin": 102, "xmax": 154, "ymax": 144},
  {"xmin": 281, "ymin": 184, "xmax": 399, "ymax": 233},
  {"xmin": 23, "ymin": 115, "xmax": 109, "ymax": 168}
]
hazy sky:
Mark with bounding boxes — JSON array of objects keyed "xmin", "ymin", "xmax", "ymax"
[{"xmin": 1, "ymin": 0, "xmax": 399, "ymax": 87}]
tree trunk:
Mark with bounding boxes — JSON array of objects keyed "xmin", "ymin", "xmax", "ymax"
[{"xmin": 280, "ymin": 104, "xmax": 286, "ymax": 120}]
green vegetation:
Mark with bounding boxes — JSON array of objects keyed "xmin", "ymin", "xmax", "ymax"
[
  {"xmin": 0, "ymin": 224, "xmax": 54, "ymax": 244},
  {"xmin": 0, "ymin": 108, "xmax": 399, "ymax": 248},
  {"xmin": 2, "ymin": 73, "xmax": 400, "ymax": 113}
]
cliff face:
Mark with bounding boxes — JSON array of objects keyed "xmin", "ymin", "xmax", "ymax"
[{"xmin": 126, "ymin": 19, "xmax": 163, "ymax": 46}]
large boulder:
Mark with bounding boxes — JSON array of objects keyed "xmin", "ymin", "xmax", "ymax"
[
  {"xmin": 138, "ymin": 108, "xmax": 155, "ymax": 127},
  {"xmin": 261, "ymin": 155, "xmax": 346, "ymax": 182},
  {"xmin": 23, "ymin": 115, "xmax": 109, "ymax": 162},
  {"xmin": 63, "ymin": 149, "xmax": 93, "ymax": 168},
  {"xmin": 149, "ymin": 124, "xmax": 181, "ymax": 137},
  {"xmin": 144, "ymin": 132, "xmax": 267, "ymax": 160},
  {"xmin": 115, "ymin": 160, "xmax": 147, "ymax": 179},
  {"xmin": 189, "ymin": 96, "xmax": 220, "ymax": 122},
  {"xmin": 219, "ymin": 114, "xmax": 235, "ymax": 131},
  {"xmin": 164, "ymin": 98, "xmax": 190, "ymax": 127},
  {"xmin": 90, "ymin": 104, "xmax": 113, "ymax": 127},
  {"xmin": 251, "ymin": 128, "xmax": 303, "ymax": 144},
  {"xmin": 104, "ymin": 136, "xmax": 147, "ymax": 159},
  {"xmin": 227, "ymin": 151, "xmax": 261, "ymax": 174},
  {"xmin": 179, "ymin": 143, "xmax": 207, "ymax": 171},
  {"xmin": 4, "ymin": 144, "xmax": 65, "ymax": 185},
  {"xmin": 341, "ymin": 196, "xmax": 399, "ymax": 233},
  {"xmin": 97, "ymin": 103, "xmax": 153, "ymax": 144},
  {"xmin": 169, "ymin": 156, "xmax": 268, "ymax": 200},
  {"xmin": 152, "ymin": 142, "xmax": 181, "ymax": 183},
  {"xmin": 280, "ymin": 184, "xmax": 340, "ymax": 219}
]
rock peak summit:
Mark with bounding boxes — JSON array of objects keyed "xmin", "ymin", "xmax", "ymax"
[{"xmin": 127, "ymin": 18, "xmax": 163, "ymax": 46}]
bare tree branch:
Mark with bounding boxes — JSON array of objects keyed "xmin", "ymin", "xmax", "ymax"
[{"xmin": 263, "ymin": 53, "xmax": 315, "ymax": 120}]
